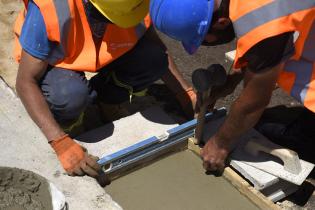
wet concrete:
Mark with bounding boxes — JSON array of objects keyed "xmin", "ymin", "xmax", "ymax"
[
  {"xmin": 0, "ymin": 167, "xmax": 53, "ymax": 210},
  {"xmin": 106, "ymin": 150, "xmax": 259, "ymax": 210}
]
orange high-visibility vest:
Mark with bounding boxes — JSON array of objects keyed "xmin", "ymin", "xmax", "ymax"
[
  {"xmin": 14, "ymin": 0, "xmax": 151, "ymax": 72},
  {"xmin": 230, "ymin": 0, "xmax": 315, "ymax": 112}
]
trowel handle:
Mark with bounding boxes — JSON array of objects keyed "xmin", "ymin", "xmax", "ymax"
[
  {"xmin": 194, "ymin": 89, "xmax": 212, "ymax": 144},
  {"xmin": 245, "ymin": 138, "xmax": 302, "ymax": 175}
]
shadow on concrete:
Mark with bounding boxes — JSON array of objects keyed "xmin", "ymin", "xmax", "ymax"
[
  {"xmin": 256, "ymin": 106, "xmax": 315, "ymax": 186},
  {"xmin": 257, "ymin": 105, "xmax": 305, "ymax": 124},
  {"xmin": 76, "ymin": 122, "xmax": 114, "ymax": 143},
  {"xmin": 139, "ymin": 106, "xmax": 177, "ymax": 125},
  {"xmin": 256, "ymin": 106, "xmax": 315, "ymax": 165},
  {"xmin": 148, "ymin": 84, "xmax": 189, "ymax": 124},
  {"xmin": 285, "ymin": 181, "xmax": 315, "ymax": 207}
]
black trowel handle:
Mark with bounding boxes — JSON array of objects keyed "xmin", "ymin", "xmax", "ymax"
[
  {"xmin": 192, "ymin": 64, "xmax": 227, "ymax": 92},
  {"xmin": 192, "ymin": 64, "xmax": 227, "ymax": 144},
  {"xmin": 194, "ymin": 89, "xmax": 212, "ymax": 143}
]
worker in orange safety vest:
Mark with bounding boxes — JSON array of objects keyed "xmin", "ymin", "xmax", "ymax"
[
  {"xmin": 150, "ymin": 0, "xmax": 315, "ymax": 172},
  {"xmin": 14, "ymin": 0, "xmax": 196, "ymax": 179}
]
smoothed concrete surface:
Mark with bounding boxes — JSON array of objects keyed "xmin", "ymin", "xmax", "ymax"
[{"xmin": 107, "ymin": 150, "xmax": 259, "ymax": 210}]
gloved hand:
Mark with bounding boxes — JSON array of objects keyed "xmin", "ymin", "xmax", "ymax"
[
  {"xmin": 50, "ymin": 134, "xmax": 101, "ymax": 178},
  {"xmin": 176, "ymin": 87, "xmax": 197, "ymax": 119}
]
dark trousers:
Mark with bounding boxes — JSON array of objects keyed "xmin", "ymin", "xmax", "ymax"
[{"xmin": 40, "ymin": 33, "xmax": 168, "ymax": 123}]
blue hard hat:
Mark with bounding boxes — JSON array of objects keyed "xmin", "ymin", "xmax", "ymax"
[{"xmin": 150, "ymin": 0, "xmax": 214, "ymax": 54}]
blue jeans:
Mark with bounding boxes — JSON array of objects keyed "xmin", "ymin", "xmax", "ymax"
[{"xmin": 40, "ymin": 32, "xmax": 168, "ymax": 123}]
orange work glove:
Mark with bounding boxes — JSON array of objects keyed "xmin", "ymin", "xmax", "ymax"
[
  {"xmin": 49, "ymin": 134, "xmax": 101, "ymax": 177},
  {"xmin": 175, "ymin": 87, "xmax": 197, "ymax": 119}
]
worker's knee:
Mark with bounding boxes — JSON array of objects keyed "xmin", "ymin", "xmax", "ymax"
[{"xmin": 40, "ymin": 67, "xmax": 96, "ymax": 122}]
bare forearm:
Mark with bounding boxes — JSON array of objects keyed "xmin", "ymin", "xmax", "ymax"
[
  {"xmin": 212, "ymin": 66, "xmax": 281, "ymax": 149},
  {"xmin": 215, "ymin": 97, "xmax": 266, "ymax": 148},
  {"xmin": 16, "ymin": 50, "xmax": 65, "ymax": 142},
  {"xmin": 16, "ymin": 81, "xmax": 65, "ymax": 141},
  {"xmin": 146, "ymin": 27, "xmax": 192, "ymax": 92},
  {"xmin": 162, "ymin": 54, "xmax": 191, "ymax": 93}
]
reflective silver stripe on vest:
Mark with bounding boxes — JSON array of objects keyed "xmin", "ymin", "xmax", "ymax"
[
  {"xmin": 233, "ymin": 0, "xmax": 315, "ymax": 38},
  {"xmin": 135, "ymin": 20, "xmax": 147, "ymax": 39},
  {"xmin": 284, "ymin": 20, "xmax": 315, "ymax": 103},
  {"xmin": 47, "ymin": 0, "xmax": 71, "ymax": 65}
]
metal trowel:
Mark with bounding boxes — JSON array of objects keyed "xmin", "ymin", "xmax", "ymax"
[{"xmin": 233, "ymin": 135, "xmax": 314, "ymax": 185}]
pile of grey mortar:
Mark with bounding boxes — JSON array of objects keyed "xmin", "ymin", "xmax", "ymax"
[{"xmin": 0, "ymin": 167, "xmax": 53, "ymax": 210}]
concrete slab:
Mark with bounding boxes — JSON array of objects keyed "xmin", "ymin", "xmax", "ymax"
[
  {"xmin": 0, "ymin": 78, "xmax": 121, "ymax": 210},
  {"xmin": 76, "ymin": 106, "xmax": 178, "ymax": 158},
  {"xmin": 230, "ymin": 125, "xmax": 314, "ymax": 186},
  {"xmin": 230, "ymin": 159, "xmax": 280, "ymax": 190}
]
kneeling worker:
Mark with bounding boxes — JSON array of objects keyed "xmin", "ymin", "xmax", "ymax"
[
  {"xmin": 150, "ymin": 0, "xmax": 315, "ymax": 172},
  {"xmin": 14, "ymin": 0, "xmax": 196, "ymax": 178}
]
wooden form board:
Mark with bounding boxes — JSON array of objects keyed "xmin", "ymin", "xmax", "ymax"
[{"xmin": 187, "ymin": 138, "xmax": 282, "ymax": 210}]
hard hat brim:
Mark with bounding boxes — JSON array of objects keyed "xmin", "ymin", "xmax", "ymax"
[
  {"xmin": 181, "ymin": 0, "xmax": 215, "ymax": 54},
  {"xmin": 90, "ymin": 0, "xmax": 149, "ymax": 28}
]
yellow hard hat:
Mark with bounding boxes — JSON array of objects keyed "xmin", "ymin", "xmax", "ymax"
[{"xmin": 89, "ymin": 0, "xmax": 149, "ymax": 28}]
